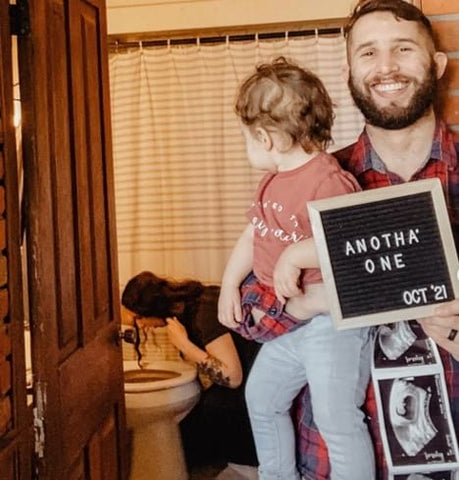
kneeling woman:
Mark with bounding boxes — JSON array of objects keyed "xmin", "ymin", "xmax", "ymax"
[{"xmin": 121, "ymin": 271, "xmax": 260, "ymax": 469}]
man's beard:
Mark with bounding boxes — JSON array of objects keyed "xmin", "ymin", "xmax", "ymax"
[{"xmin": 348, "ymin": 61, "xmax": 438, "ymax": 130}]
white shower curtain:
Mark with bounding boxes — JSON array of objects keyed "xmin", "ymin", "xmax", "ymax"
[{"xmin": 109, "ymin": 33, "xmax": 364, "ymax": 287}]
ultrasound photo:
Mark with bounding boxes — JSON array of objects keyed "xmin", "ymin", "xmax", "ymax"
[
  {"xmin": 374, "ymin": 321, "xmax": 437, "ymax": 369},
  {"xmin": 377, "ymin": 375, "xmax": 458, "ymax": 468}
]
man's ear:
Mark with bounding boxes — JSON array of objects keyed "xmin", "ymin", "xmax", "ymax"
[
  {"xmin": 434, "ymin": 51, "xmax": 448, "ymax": 80},
  {"xmin": 255, "ymin": 127, "xmax": 273, "ymax": 150}
]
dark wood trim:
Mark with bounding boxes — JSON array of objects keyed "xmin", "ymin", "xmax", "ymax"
[
  {"xmin": 1, "ymin": 14, "xmax": 28, "ymax": 437},
  {"xmin": 0, "ymin": 0, "xmax": 32, "ymax": 477},
  {"xmin": 108, "ymin": 17, "xmax": 347, "ymax": 49},
  {"xmin": 1, "ymin": 0, "xmax": 26, "ymax": 435},
  {"xmin": 97, "ymin": 3, "xmax": 128, "ymax": 477}
]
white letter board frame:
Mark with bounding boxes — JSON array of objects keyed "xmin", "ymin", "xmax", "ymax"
[{"xmin": 307, "ymin": 178, "xmax": 459, "ymax": 330}]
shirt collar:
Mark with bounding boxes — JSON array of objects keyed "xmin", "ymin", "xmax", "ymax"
[{"xmin": 349, "ymin": 120, "xmax": 458, "ymax": 176}]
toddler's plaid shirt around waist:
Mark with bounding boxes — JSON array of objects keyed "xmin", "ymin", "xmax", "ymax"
[{"xmin": 232, "ymin": 273, "xmax": 309, "ymax": 343}]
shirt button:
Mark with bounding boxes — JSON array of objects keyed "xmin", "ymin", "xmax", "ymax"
[{"xmin": 268, "ymin": 307, "xmax": 277, "ymax": 316}]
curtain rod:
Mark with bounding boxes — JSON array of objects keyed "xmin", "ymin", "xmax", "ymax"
[{"xmin": 108, "ymin": 18, "xmax": 347, "ymax": 51}]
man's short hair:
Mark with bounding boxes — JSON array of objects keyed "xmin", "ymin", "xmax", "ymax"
[{"xmin": 344, "ymin": 0, "xmax": 436, "ymax": 47}]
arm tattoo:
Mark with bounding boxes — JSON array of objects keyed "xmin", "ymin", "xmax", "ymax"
[{"xmin": 197, "ymin": 355, "xmax": 231, "ymax": 387}]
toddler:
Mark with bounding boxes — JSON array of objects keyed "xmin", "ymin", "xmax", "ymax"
[{"xmin": 218, "ymin": 57, "xmax": 375, "ymax": 480}]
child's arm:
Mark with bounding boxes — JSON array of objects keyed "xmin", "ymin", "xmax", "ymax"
[
  {"xmin": 273, "ymin": 238, "xmax": 329, "ymax": 319},
  {"xmin": 273, "ymin": 237, "xmax": 318, "ymax": 303},
  {"xmin": 218, "ymin": 223, "xmax": 254, "ymax": 328}
]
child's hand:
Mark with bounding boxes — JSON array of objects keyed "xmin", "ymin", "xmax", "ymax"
[
  {"xmin": 273, "ymin": 249, "xmax": 302, "ymax": 304},
  {"xmin": 166, "ymin": 317, "xmax": 191, "ymax": 352},
  {"xmin": 218, "ymin": 285, "xmax": 242, "ymax": 328}
]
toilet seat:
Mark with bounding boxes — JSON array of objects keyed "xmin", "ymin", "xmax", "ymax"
[{"xmin": 123, "ymin": 360, "xmax": 198, "ymax": 393}]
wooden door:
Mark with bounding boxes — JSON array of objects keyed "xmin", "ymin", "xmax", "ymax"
[
  {"xmin": 18, "ymin": 0, "xmax": 127, "ymax": 478},
  {"xmin": 0, "ymin": 1, "xmax": 32, "ymax": 478}
]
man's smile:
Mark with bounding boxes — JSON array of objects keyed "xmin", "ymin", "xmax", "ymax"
[{"xmin": 372, "ymin": 81, "xmax": 407, "ymax": 93}]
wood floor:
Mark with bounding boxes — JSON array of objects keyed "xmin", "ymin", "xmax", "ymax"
[{"xmin": 190, "ymin": 463, "xmax": 258, "ymax": 480}]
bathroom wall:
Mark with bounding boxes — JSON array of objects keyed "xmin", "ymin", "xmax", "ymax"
[
  {"xmin": 106, "ymin": 0, "xmax": 356, "ymax": 35},
  {"xmin": 122, "ymin": 325, "xmax": 181, "ymax": 365},
  {"xmin": 422, "ymin": 0, "xmax": 459, "ymax": 131}
]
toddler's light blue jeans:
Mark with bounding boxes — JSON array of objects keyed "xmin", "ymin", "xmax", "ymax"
[{"xmin": 245, "ymin": 314, "xmax": 375, "ymax": 480}]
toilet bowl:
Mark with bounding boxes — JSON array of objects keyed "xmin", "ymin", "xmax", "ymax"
[{"xmin": 124, "ymin": 360, "xmax": 201, "ymax": 480}]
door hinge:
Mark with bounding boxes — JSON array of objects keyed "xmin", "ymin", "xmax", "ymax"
[
  {"xmin": 33, "ymin": 382, "xmax": 45, "ymax": 459},
  {"xmin": 9, "ymin": 1, "xmax": 30, "ymax": 37}
]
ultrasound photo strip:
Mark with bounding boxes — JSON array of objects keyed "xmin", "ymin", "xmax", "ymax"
[{"xmin": 373, "ymin": 372, "xmax": 459, "ymax": 475}]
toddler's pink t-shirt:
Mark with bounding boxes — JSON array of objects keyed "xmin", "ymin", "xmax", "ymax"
[{"xmin": 247, "ymin": 152, "xmax": 361, "ymax": 287}]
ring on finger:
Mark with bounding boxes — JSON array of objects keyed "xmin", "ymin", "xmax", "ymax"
[{"xmin": 447, "ymin": 329, "xmax": 458, "ymax": 341}]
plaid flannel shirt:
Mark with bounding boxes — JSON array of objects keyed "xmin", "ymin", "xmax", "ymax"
[
  {"xmin": 296, "ymin": 121, "xmax": 459, "ymax": 480},
  {"xmin": 232, "ymin": 273, "xmax": 307, "ymax": 342}
]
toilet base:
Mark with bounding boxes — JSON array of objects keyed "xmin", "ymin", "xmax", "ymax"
[
  {"xmin": 129, "ymin": 418, "xmax": 188, "ymax": 480},
  {"xmin": 124, "ymin": 361, "xmax": 200, "ymax": 479}
]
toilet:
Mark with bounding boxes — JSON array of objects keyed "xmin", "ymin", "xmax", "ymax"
[{"xmin": 123, "ymin": 359, "xmax": 201, "ymax": 480}]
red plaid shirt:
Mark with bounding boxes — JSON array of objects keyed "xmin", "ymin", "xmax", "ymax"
[
  {"xmin": 233, "ymin": 273, "xmax": 307, "ymax": 342},
  {"xmin": 296, "ymin": 121, "xmax": 459, "ymax": 480}
]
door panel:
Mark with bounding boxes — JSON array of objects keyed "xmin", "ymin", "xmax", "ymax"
[
  {"xmin": 0, "ymin": 449, "xmax": 16, "ymax": 480},
  {"xmin": 88, "ymin": 414, "xmax": 119, "ymax": 480},
  {"xmin": 45, "ymin": 0, "xmax": 79, "ymax": 355},
  {"xmin": 59, "ymin": 330, "xmax": 121, "ymax": 464},
  {"xmin": 70, "ymin": 0, "xmax": 112, "ymax": 337},
  {"xmin": 67, "ymin": 454, "xmax": 86, "ymax": 480},
  {"xmin": 18, "ymin": 0, "xmax": 126, "ymax": 477}
]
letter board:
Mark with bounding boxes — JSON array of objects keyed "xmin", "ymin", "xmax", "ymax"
[{"xmin": 307, "ymin": 178, "xmax": 459, "ymax": 329}]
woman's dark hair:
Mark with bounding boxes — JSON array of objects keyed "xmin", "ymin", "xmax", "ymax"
[
  {"xmin": 121, "ymin": 271, "xmax": 204, "ymax": 324},
  {"xmin": 344, "ymin": 0, "xmax": 436, "ymax": 46},
  {"xmin": 235, "ymin": 56, "xmax": 333, "ymax": 153}
]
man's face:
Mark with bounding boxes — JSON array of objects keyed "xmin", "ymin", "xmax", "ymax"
[{"xmin": 346, "ymin": 11, "xmax": 441, "ymax": 130}]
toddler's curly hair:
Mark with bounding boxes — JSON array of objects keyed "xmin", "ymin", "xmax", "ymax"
[{"xmin": 235, "ymin": 57, "xmax": 333, "ymax": 153}]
